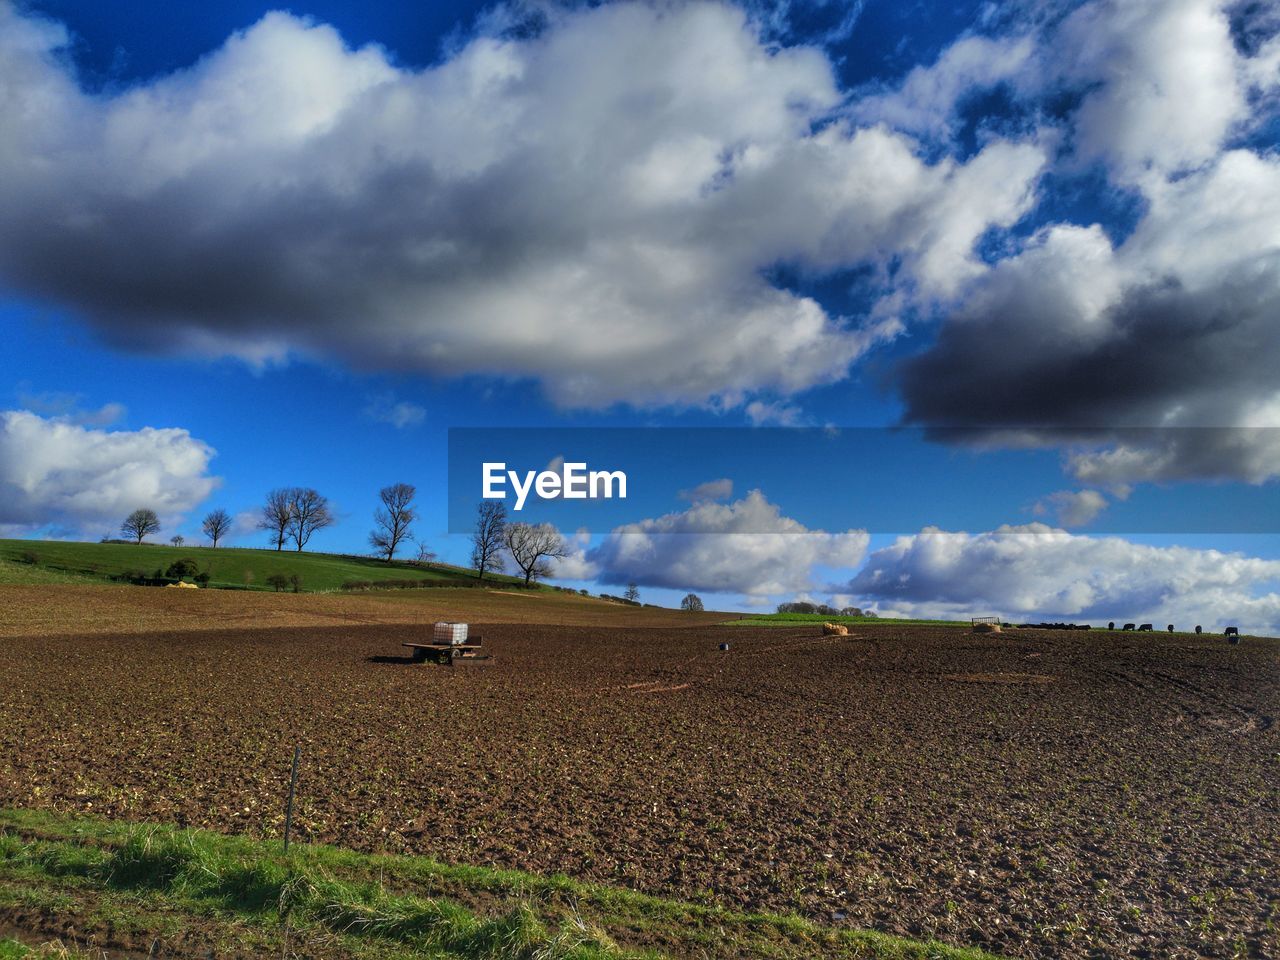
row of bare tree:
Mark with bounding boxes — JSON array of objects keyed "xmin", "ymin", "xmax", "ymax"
[
  {"xmin": 468, "ymin": 500, "xmax": 568, "ymax": 587},
  {"xmin": 366, "ymin": 490, "xmax": 568, "ymax": 586},
  {"xmin": 122, "ymin": 487, "xmax": 573, "ymax": 588},
  {"xmin": 123, "ymin": 490, "xmax": 337, "ymax": 552},
  {"xmin": 120, "ymin": 507, "xmax": 237, "ymax": 549},
  {"xmin": 260, "ymin": 487, "xmax": 335, "ymax": 552}
]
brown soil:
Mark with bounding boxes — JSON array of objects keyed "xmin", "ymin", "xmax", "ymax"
[
  {"xmin": 0, "ymin": 899, "xmax": 345, "ymax": 959},
  {"xmin": 943, "ymin": 672, "xmax": 1056, "ymax": 685},
  {"xmin": 0, "ymin": 584, "xmax": 729, "ymax": 638},
  {"xmin": 0, "ymin": 606, "xmax": 1276, "ymax": 959}
]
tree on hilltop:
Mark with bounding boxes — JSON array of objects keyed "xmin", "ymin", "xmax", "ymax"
[
  {"xmin": 287, "ymin": 488, "xmax": 333, "ymax": 552},
  {"xmin": 121, "ymin": 508, "xmax": 160, "ymax": 544},
  {"xmin": 503, "ymin": 521, "xmax": 566, "ymax": 587},
  {"xmin": 470, "ymin": 501, "xmax": 507, "ymax": 580},
  {"xmin": 260, "ymin": 489, "xmax": 294, "ymax": 552},
  {"xmin": 202, "ymin": 508, "xmax": 231, "ymax": 547},
  {"xmin": 369, "ymin": 483, "xmax": 417, "ymax": 561}
]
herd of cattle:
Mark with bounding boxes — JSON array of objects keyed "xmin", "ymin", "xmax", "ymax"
[
  {"xmin": 1108, "ymin": 621, "xmax": 1240, "ymax": 638},
  {"xmin": 1012, "ymin": 621, "xmax": 1243, "ymax": 642}
]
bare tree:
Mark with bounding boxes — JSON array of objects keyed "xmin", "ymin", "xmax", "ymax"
[
  {"xmin": 170, "ymin": 535, "xmax": 184, "ymax": 547},
  {"xmin": 287, "ymin": 488, "xmax": 334, "ymax": 551},
  {"xmin": 369, "ymin": 483, "xmax": 417, "ymax": 561},
  {"xmin": 202, "ymin": 508, "xmax": 232, "ymax": 548},
  {"xmin": 413, "ymin": 537, "xmax": 437, "ymax": 564},
  {"xmin": 121, "ymin": 508, "xmax": 160, "ymax": 544},
  {"xmin": 502, "ymin": 521, "xmax": 566, "ymax": 587},
  {"xmin": 259, "ymin": 489, "xmax": 294, "ymax": 552},
  {"xmin": 470, "ymin": 501, "xmax": 507, "ymax": 580},
  {"xmin": 681, "ymin": 593, "xmax": 704, "ymax": 612},
  {"xmin": 624, "ymin": 583, "xmax": 640, "ymax": 603}
]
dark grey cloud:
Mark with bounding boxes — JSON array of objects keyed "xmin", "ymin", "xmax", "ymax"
[
  {"xmin": 898, "ymin": 253, "xmax": 1280, "ymax": 484},
  {"xmin": 895, "ymin": 140, "xmax": 1280, "ymax": 484},
  {"xmin": 901, "ymin": 259, "xmax": 1280, "ymax": 430}
]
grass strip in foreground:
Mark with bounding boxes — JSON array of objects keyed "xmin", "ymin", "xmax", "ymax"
[
  {"xmin": 0, "ymin": 809, "xmax": 1001, "ymax": 960},
  {"xmin": 1, "ymin": 939, "xmax": 99, "ymax": 959}
]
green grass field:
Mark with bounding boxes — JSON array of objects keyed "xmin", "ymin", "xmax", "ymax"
[
  {"xmin": 0, "ymin": 559, "xmax": 100, "ymax": 586},
  {"xmin": 0, "ymin": 539, "xmax": 537, "ymax": 594},
  {"xmin": 0, "ymin": 808, "xmax": 999, "ymax": 960}
]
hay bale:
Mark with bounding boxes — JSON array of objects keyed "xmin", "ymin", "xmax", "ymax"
[
  {"xmin": 164, "ymin": 581, "xmax": 199, "ymax": 589},
  {"xmin": 972, "ymin": 622, "xmax": 1002, "ymax": 634},
  {"xmin": 822, "ymin": 622, "xmax": 849, "ymax": 636}
]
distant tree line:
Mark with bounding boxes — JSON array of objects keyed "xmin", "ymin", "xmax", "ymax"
[{"xmin": 777, "ymin": 601, "xmax": 867, "ymax": 616}]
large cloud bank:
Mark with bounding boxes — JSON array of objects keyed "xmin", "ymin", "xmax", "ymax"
[
  {"xmin": 0, "ymin": 0, "xmax": 1042, "ymax": 409},
  {"xmin": 547, "ymin": 500, "xmax": 1280, "ymax": 635},
  {"xmin": 0, "ymin": 410, "xmax": 219, "ymax": 536},
  {"xmin": 4, "ymin": 0, "xmax": 1275, "ymax": 478},
  {"xmin": 845, "ymin": 524, "xmax": 1280, "ymax": 633}
]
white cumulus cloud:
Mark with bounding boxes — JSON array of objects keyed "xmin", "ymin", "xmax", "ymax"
[
  {"xmin": 1055, "ymin": 0, "xmax": 1254, "ymax": 179},
  {"xmin": 0, "ymin": 410, "xmax": 219, "ymax": 536},
  {"xmin": 578, "ymin": 489, "xmax": 868, "ymax": 595},
  {"xmin": 853, "ymin": 33, "xmax": 1037, "ymax": 141}
]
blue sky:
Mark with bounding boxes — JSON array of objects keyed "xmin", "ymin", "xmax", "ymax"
[{"xmin": 2, "ymin": 0, "xmax": 1279, "ymax": 627}]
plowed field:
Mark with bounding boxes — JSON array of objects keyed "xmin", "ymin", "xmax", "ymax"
[{"xmin": 1, "ymin": 614, "xmax": 1275, "ymax": 958}]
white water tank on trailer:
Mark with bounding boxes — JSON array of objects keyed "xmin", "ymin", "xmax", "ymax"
[{"xmin": 433, "ymin": 622, "xmax": 468, "ymax": 645}]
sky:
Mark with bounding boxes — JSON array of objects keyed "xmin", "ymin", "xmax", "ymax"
[{"xmin": 1, "ymin": 0, "xmax": 1279, "ymax": 629}]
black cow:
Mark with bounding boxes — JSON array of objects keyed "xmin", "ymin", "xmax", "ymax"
[
  {"xmin": 1138, "ymin": 623, "xmax": 1153, "ymax": 631},
  {"xmin": 1195, "ymin": 625, "xmax": 1202, "ymax": 634},
  {"xmin": 1123, "ymin": 623, "xmax": 1136, "ymax": 631}
]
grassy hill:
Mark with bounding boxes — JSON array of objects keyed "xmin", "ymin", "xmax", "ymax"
[
  {"xmin": 0, "ymin": 539, "xmax": 534, "ymax": 594},
  {"xmin": 0, "ymin": 558, "xmax": 100, "ymax": 586}
]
